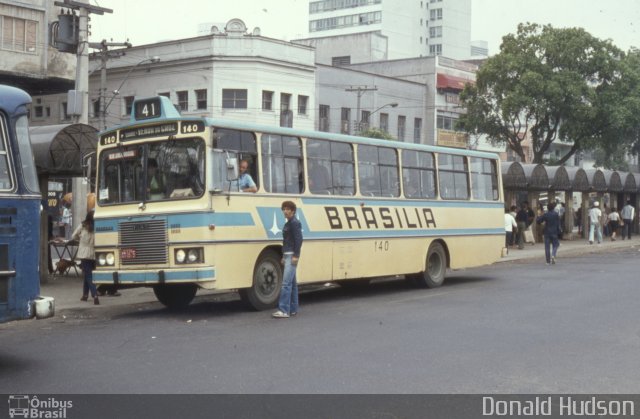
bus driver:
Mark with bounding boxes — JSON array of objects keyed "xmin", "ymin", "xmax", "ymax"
[{"xmin": 235, "ymin": 159, "xmax": 257, "ymax": 193}]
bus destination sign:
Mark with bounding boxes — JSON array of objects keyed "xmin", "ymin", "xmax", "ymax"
[
  {"xmin": 134, "ymin": 97, "xmax": 162, "ymax": 120},
  {"xmin": 120, "ymin": 122, "xmax": 179, "ymax": 141}
]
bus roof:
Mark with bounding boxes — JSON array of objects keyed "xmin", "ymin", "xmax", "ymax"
[{"xmin": 100, "ymin": 95, "xmax": 499, "ymax": 161}]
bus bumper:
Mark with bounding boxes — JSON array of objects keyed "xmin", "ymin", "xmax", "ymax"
[{"xmin": 93, "ymin": 267, "xmax": 216, "ymax": 285}]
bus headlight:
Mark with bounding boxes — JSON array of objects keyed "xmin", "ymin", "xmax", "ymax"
[
  {"xmin": 97, "ymin": 252, "xmax": 115, "ymax": 266},
  {"xmin": 175, "ymin": 248, "xmax": 203, "ymax": 264},
  {"xmin": 187, "ymin": 249, "xmax": 199, "ymax": 263}
]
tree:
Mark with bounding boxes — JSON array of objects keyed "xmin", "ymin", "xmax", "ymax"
[
  {"xmin": 359, "ymin": 127, "xmax": 396, "ymax": 140},
  {"xmin": 459, "ymin": 23, "xmax": 627, "ymax": 164}
]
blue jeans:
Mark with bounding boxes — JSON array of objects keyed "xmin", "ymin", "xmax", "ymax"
[
  {"xmin": 80, "ymin": 259, "xmax": 97, "ymax": 298},
  {"xmin": 544, "ymin": 235, "xmax": 560, "ymax": 263},
  {"xmin": 278, "ymin": 254, "xmax": 299, "ymax": 315},
  {"xmin": 589, "ymin": 222, "xmax": 602, "ymax": 243}
]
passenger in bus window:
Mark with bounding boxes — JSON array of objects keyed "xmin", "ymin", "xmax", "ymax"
[
  {"xmin": 236, "ymin": 159, "xmax": 257, "ymax": 192},
  {"xmin": 309, "ymin": 161, "xmax": 331, "ymax": 194},
  {"xmin": 147, "ymin": 159, "xmax": 166, "ymax": 199}
]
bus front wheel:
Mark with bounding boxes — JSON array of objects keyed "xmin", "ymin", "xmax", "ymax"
[
  {"xmin": 414, "ymin": 242, "xmax": 447, "ymax": 288},
  {"xmin": 240, "ymin": 250, "xmax": 282, "ymax": 311},
  {"xmin": 153, "ymin": 283, "xmax": 197, "ymax": 309}
]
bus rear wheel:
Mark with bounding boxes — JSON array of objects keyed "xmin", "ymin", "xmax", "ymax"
[
  {"xmin": 239, "ymin": 250, "xmax": 282, "ymax": 311},
  {"xmin": 414, "ymin": 242, "xmax": 447, "ymax": 288},
  {"xmin": 153, "ymin": 283, "xmax": 198, "ymax": 309}
]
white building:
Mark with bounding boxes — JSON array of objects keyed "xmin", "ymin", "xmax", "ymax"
[{"xmin": 303, "ymin": 0, "xmax": 471, "ymax": 62}]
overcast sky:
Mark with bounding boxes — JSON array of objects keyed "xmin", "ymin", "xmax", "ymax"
[{"xmin": 89, "ymin": 0, "xmax": 638, "ymax": 56}]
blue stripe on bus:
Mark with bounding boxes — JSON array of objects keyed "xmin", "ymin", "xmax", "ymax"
[
  {"xmin": 300, "ymin": 227, "xmax": 503, "ymax": 239},
  {"xmin": 93, "ymin": 268, "xmax": 215, "ymax": 283},
  {"xmin": 95, "ymin": 212, "xmax": 254, "ymax": 231}
]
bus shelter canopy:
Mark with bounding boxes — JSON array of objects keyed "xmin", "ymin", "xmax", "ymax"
[{"xmin": 29, "ymin": 124, "xmax": 98, "ymax": 176}]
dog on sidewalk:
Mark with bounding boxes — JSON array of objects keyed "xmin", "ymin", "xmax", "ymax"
[{"xmin": 55, "ymin": 259, "xmax": 75, "ymax": 274}]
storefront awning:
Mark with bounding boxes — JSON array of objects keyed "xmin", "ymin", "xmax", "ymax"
[
  {"xmin": 436, "ymin": 73, "xmax": 473, "ymax": 91},
  {"xmin": 29, "ymin": 123, "xmax": 98, "ymax": 176}
]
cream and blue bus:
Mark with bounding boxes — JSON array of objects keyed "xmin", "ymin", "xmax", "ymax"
[{"xmin": 93, "ymin": 96, "xmax": 504, "ymax": 310}]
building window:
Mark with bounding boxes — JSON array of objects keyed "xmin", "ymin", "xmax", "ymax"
[
  {"xmin": 429, "ymin": 44, "xmax": 442, "ymax": 55},
  {"xmin": 92, "ymin": 100, "xmax": 100, "ymax": 118},
  {"xmin": 397, "ymin": 116, "xmax": 406, "ymax": 141},
  {"xmin": 124, "ymin": 96, "xmax": 134, "ymax": 115},
  {"xmin": 429, "ymin": 26, "xmax": 442, "ymax": 38},
  {"xmin": 298, "ymin": 95, "xmax": 308, "ymax": 115},
  {"xmin": 341, "ymin": 107, "xmax": 351, "ymax": 134},
  {"xmin": 319, "ymin": 104, "xmax": 330, "ymax": 132},
  {"xmin": 310, "ymin": 11, "xmax": 382, "ymax": 32},
  {"xmin": 414, "ymin": 118, "xmax": 422, "ymax": 143},
  {"xmin": 280, "ymin": 93, "xmax": 292, "ymax": 127},
  {"xmin": 195, "ymin": 89, "xmax": 207, "ymax": 110},
  {"xmin": 34, "ymin": 105, "xmax": 43, "ymax": 118},
  {"xmin": 1, "ymin": 16, "xmax": 38, "ymax": 53},
  {"xmin": 262, "ymin": 91, "xmax": 274, "ymax": 111},
  {"xmin": 310, "ymin": 0, "xmax": 382, "ymax": 14},
  {"xmin": 332, "ymin": 56, "xmax": 351, "ymax": 66},
  {"xmin": 61, "ymin": 102, "xmax": 69, "ymax": 120},
  {"xmin": 222, "ymin": 89, "xmax": 248, "ymax": 109},
  {"xmin": 437, "ymin": 114, "xmax": 461, "ymax": 131},
  {"xmin": 430, "ymin": 9, "xmax": 442, "ymax": 20},
  {"xmin": 177, "ymin": 90, "xmax": 188, "ymax": 111},
  {"xmin": 380, "ymin": 113, "xmax": 389, "ymax": 133}
]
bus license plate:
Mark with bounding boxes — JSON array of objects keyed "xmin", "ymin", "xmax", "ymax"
[{"xmin": 120, "ymin": 248, "xmax": 137, "ymax": 260}]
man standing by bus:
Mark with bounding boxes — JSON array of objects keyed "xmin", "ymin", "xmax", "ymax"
[{"xmin": 273, "ymin": 200, "xmax": 303, "ymax": 318}]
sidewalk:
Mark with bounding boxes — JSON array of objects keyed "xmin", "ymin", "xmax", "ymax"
[
  {"xmin": 41, "ymin": 237, "xmax": 639, "ymax": 313},
  {"xmin": 498, "ymin": 235, "xmax": 639, "ymax": 263}
]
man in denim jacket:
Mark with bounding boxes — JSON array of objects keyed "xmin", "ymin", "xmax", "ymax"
[{"xmin": 272, "ymin": 200, "xmax": 303, "ymax": 318}]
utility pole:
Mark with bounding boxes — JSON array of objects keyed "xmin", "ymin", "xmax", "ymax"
[
  {"xmin": 345, "ymin": 85, "xmax": 377, "ymax": 133},
  {"xmin": 89, "ymin": 40, "xmax": 132, "ymax": 130},
  {"xmin": 53, "ymin": 0, "xmax": 112, "ymax": 242}
]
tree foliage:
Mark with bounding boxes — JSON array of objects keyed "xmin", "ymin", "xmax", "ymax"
[
  {"xmin": 458, "ymin": 23, "xmax": 638, "ymax": 164},
  {"xmin": 359, "ymin": 127, "xmax": 396, "ymax": 140}
]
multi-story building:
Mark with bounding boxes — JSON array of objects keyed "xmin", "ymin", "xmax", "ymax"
[
  {"xmin": 302, "ymin": 0, "xmax": 471, "ymax": 63},
  {"xmin": 0, "ymin": 0, "xmax": 75, "ymax": 94}
]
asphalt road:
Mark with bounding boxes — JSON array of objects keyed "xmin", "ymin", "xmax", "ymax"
[{"xmin": 1, "ymin": 247, "xmax": 639, "ymax": 395}]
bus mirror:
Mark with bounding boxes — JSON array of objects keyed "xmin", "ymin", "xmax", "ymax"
[{"xmin": 226, "ymin": 157, "xmax": 238, "ymax": 181}]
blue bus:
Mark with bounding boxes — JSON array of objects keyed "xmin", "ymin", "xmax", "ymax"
[{"xmin": 0, "ymin": 85, "xmax": 50, "ymax": 322}]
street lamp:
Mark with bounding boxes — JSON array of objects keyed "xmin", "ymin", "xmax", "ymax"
[
  {"xmin": 360, "ymin": 102, "xmax": 398, "ymax": 132},
  {"xmin": 102, "ymin": 56, "xmax": 161, "ymax": 128}
]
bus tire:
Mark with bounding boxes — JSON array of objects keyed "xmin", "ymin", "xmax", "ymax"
[
  {"xmin": 240, "ymin": 250, "xmax": 282, "ymax": 311},
  {"xmin": 153, "ymin": 283, "xmax": 197, "ymax": 309},
  {"xmin": 414, "ymin": 242, "xmax": 447, "ymax": 288}
]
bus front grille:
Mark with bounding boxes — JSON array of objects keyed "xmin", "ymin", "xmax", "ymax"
[{"xmin": 119, "ymin": 219, "xmax": 168, "ymax": 265}]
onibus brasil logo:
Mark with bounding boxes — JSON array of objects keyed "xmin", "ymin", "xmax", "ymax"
[{"xmin": 8, "ymin": 395, "xmax": 73, "ymax": 418}]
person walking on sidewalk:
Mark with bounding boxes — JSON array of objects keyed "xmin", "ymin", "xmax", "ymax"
[
  {"xmin": 72, "ymin": 211, "xmax": 99, "ymax": 305},
  {"xmin": 536, "ymin": 201, "xmax": 562, "ymax": 265},
  {"xmin": 504, "ymin": 208, "xmax": 517, "ymax": 254},
  {"xmin": 621, "ymin": 200, "xmax": 635, "ymax": 240},
  {"xmin": 608, "ymin": 208, "xmax": 621, "ymax": 241},
  {"xmin": 588, "ymin": 201, "xmax": 603, "ymax": 244},
  {"xmin": 272, "ymin": 201, "xmax": 303, "ymax": 319}
]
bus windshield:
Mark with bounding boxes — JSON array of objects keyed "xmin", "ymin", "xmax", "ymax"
[{"xmin": 97, "ymin": 138, "xmax": 205, "ymax": 205}]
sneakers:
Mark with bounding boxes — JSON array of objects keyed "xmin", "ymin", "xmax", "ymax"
[
  {"xmin": 80, "ymin": 295, "xmax": 88, "ymax": 301},
  {"xmin": 551, "ymin": 256, "xmax": 556, "ymax": 265},
  {"xmin": 271, "ymin": 310, "xmax": 289, "ymax": 318},
  {"xmin": 93, "ymin": 297, "xmax": 100, "ymax": 305}
]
